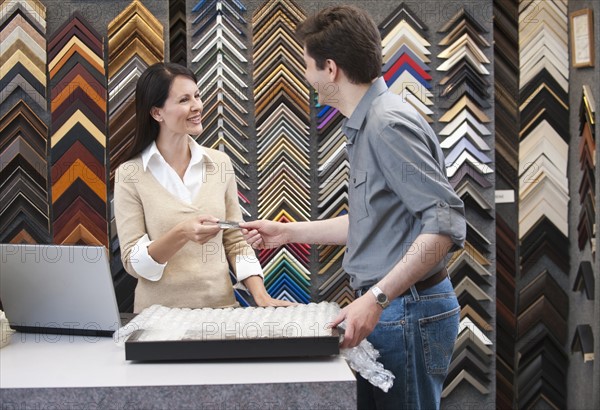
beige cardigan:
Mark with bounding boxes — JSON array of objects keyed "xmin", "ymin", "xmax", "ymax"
[{"xmin": 114, "ymin": 148, "xmax": 252, "ymax": 312}]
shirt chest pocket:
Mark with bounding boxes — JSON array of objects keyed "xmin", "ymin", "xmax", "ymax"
[{"xmin": 350, "ymin": 170, "xmax": 369, "ymax": 221}]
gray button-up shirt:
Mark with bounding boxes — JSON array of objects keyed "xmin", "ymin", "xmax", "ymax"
[{"xmin": 342, "ymin": 77, "xmax": 466, "ymax": 289}]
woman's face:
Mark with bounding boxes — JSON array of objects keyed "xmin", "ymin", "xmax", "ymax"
[{"xmin": 153, "ymin": 76, "xmax": 204, "ymax": 137}]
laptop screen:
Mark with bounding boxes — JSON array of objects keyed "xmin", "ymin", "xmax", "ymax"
[{"xmin": 0, "ymin": 244, "xmax": 122, "ymax": 337}]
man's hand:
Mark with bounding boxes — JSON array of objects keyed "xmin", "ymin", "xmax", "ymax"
[
  {"xmin": 330, "ymin": 293, "xmax": 383, "ymax": 348},
  {"xmin": 240, "ymin": 220, "xmax": 290, "ymax": 249}
]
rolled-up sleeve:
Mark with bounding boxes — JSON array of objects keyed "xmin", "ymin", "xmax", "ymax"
[
  {"xmin": 376, "ymin": 122, "xmax": 466, "ymax": 250},
  {"xmin": 420, "ymin": 201, "xmax": 467, "ymax": 251}
]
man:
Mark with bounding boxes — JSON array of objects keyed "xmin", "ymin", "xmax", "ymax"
[{"xmin": 241, "ymin": 5, "xmax": 466, "ymax": 409}]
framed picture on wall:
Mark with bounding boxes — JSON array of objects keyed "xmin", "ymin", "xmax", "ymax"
[{"xmin": 570, "ymin": 8, "xmax": 595, "ymax": 68}]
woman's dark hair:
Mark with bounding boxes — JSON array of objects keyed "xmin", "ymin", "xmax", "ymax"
[
  {"xmin": 296, "ymin": 5, "xmax": 382, "ymax": 84},
  {"xmin": 125, "ymin": 62, "xmax": 197, "ymax": 161}
]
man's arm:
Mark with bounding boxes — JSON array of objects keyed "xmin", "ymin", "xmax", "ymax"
[
  {"xmin": 240, "ymin": 215, "xmax": 349, "ymax": 249},
  {"xmin": 376, "ymin": 233, "xmax": 454, "ymax": 300},
  {"xmin": 331, "ymin": 232, "xmax": 454, "ymax": 348}
]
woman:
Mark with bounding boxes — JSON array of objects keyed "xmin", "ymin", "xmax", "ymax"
[{"xmin": 114, "ymin": 62, "xmax": 290, "ymax": 312}]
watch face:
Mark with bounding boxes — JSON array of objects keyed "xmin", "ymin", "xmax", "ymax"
[{"xmin": 377, "ymin": 293, "xmax": 387, "ymax": 303}]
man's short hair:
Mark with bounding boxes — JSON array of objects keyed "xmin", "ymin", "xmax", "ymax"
[{"xmin": 296, "ymin": 5, "xmax": 382, "ymax": 84}]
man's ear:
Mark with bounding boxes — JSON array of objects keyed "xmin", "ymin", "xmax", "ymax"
[{"xmin": 325, "ymin": 59, "xmax": 338, "ymax": 81}]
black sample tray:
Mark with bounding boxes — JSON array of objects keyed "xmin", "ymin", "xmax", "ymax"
[{"xmin": 125, "ymin": 329, "xmax": 340, "ymax": 361}]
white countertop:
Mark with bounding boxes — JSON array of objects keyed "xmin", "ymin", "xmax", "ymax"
[{"xmin": 0, "ymin": 332, "xmax": 355, "ymax": 389}]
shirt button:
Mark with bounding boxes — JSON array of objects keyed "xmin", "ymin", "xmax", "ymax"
[{"xmin": 438, "ymin": 202, "xmax": 447, "ymax": 207}]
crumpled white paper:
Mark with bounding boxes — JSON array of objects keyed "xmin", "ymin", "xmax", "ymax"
[{"xmin": 337, "ymin": 323, "xmax": 395, "ymax": 392}]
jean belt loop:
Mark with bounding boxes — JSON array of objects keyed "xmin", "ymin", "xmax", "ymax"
[{"xmin": 409, "ymin": 284, "xmax": 419, "ymax": 301}]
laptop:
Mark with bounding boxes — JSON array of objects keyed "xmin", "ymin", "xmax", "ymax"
[{"xmin": 0, "ymin": 244, "xmax": 124, "ymax": 337}]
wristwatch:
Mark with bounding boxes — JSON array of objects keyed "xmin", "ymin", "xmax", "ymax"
[{"xmin": 370, "ymin": 286, "xmax": 390, "ymax": 309}]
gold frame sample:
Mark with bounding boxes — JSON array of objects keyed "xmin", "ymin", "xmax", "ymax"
[{"xmin": 570, "ymin": 8, "xmax": 595, "ymax": 68}]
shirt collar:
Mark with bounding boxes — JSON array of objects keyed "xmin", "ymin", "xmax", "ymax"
[
  {"xmin": 343, "ymin": 77, "xmax": 388, "ymax": 144},
  {"xmin": 141, "ymin": 135, "xmax": 211, "ymax": 171},
  {"xmin": 188, "ymin": 135, "xmax": 209, "ymax": 166}
]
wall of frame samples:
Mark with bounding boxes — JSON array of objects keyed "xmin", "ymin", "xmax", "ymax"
[{"xmin": 0, "ymin": 0, "xmax": 598, "ymax": 408}]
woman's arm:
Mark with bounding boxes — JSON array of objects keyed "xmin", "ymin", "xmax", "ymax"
[
  {"xmin": 242, "ymin": 276, "xmax": 294, "ymax": 307},
  {"xmin": 113, "ymin": 165, "xmax": 149, "ymax": 278},
  {"xmin": 216, "ymin": 155, "xmax": 294, "ymax": 307}
]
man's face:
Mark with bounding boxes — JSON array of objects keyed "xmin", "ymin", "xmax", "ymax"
[{"xmin": 302, "ymin": 47, "xmax": 337, "ymax": 107}]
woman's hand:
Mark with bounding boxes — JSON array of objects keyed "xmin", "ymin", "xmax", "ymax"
[
  {"xmin": 147, "ymin": 215, "xmax": 221, "ymax": 264},
  {"xmin": 179, "ymin": 215, "xmax": 221, "ymax": 244},
  {"xmin": 242, "ymin": 276, "xmax": 296, "ymax": 307},
  {"xmin": 253, "ymin": 294, "xmax": 296, "ymax": 307},
  {"xmin": 239, "ymin": 220, "xmax": 290, "ymax": 249}
]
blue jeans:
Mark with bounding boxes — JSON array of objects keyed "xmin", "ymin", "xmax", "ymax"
[{"xmin": 357, "ymin": 277, "xmax": 460, "ymax": 410}]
